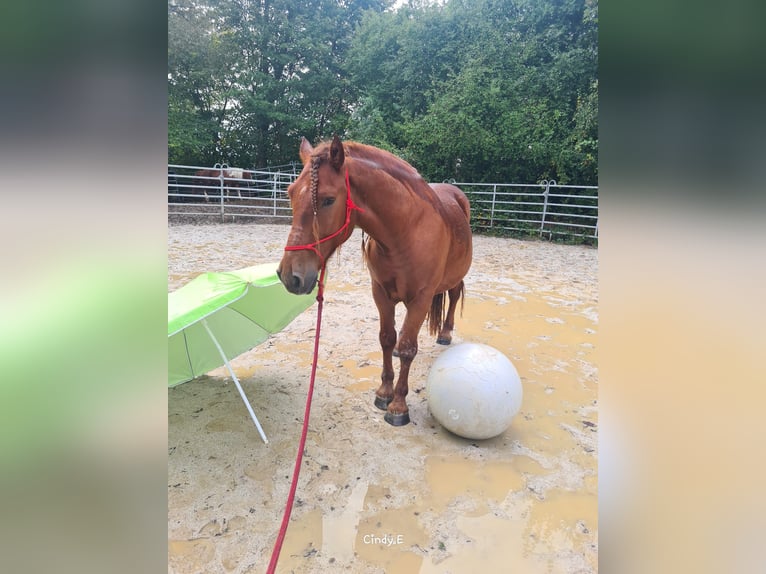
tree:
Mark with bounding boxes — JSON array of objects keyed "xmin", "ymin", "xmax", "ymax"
[
  {"xmin": 168, "ymin": 0, "xmax": 391, "ymax": 167},
  {"xmin": 168, "ymin": 0, "xmax": 232, "ymax": 164},
  {"xmin": 168, "ymin": 0, "xmax": 597, "ymax": 184},
  {"xmin": 346, "ymin": 0, "xmax": 598, "ymax": 184}
]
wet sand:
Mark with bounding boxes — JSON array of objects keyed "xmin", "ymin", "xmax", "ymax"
[{"xmin": 168, "ymin": 223, "xmax": 598, "ymax": 573}]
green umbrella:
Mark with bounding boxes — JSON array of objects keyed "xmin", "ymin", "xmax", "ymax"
[{"xmin": 168, "ymin": 263, "xmax": 316, "ymax": 443}]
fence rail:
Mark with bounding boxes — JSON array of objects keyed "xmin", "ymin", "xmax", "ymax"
[
  {"xmin": 168, "ymin": 165, "xmax": 598, "ymax": 242},
  {"xmin": 167, "ymin": 164, "xmax": 296, "ymax": 221},
  {"xmin": 453, "ymin": 180, "xmax": 598, "ymax": 240}
]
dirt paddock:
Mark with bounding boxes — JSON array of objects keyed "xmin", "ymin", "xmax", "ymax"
[{"xmin": 168, "ymin": 222, "xmax": 598, "ymax": 573}]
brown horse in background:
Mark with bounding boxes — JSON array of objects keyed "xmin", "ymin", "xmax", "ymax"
[
  {"xmin": 277, "ymin": 135, "xmax": 472, "ymax": 426},
  {"xmin": 194, "ymin": 165, "xmax": 253, "ymax": 200}
]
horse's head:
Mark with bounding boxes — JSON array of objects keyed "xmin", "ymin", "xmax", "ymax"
[{"xmin": 277, "ymin": 135, "xmax": 355, "ymax": 294}]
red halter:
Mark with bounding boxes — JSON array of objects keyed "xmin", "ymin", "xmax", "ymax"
[{"xmin": 284, "ymin": 168, "xmax": 363, "ymax": 268}]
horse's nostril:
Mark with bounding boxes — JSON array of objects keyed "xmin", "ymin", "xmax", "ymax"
[
  {"xmin": 276, "ymin": 268, "xmax": 282, "ymax": 280},
  {"xmin": 291, "ymin": 275, "xmax": 301, "ymax": 291}
]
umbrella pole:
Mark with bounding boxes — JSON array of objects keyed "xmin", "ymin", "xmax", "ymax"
[{"xmin": 201, "ymin": 318, "xmax": 269, "ymax": 444}]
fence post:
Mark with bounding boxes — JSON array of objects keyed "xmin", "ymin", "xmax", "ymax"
[
  {"xmin": 219, "ymin": 169, "xmax": 225, "ymax": 222},
  {"xmin": 272, "ymin": 173, "xmax": 279, "ymax": 216},
  {"xmin": 539, "ymin": 180, "xmax": 554, "ymax": 237},
  {"xmin": 490, "ymin": 185, "xmax": 497, "ymax": 227}
]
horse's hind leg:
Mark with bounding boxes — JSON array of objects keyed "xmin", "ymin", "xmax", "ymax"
[
  {"xmin": 372, "ymin": 281, "xmax": 396, "ymax": 411},
  {"xmin": 437, "ymin": 281, "xmax": 465, "ymax": 345}
]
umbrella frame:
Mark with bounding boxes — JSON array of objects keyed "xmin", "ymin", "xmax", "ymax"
[{"xmin": 201, "ymin": 318, "xmax": 269, "ymax": 444}]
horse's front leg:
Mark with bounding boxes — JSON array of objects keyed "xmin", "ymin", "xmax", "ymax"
[
  {"xmin": 372, "ymin": 281, "xmax": 396, "ymax": 411},
  {"xmin": 385, "ymin": 297, "xmax": 430, "ymax": 426}
]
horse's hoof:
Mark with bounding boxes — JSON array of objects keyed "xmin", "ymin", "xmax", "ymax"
[
  {"xmin": 384, "ymin": 411, "xmax": 410, "ymax": 426},
  {"xmin": 374, "ymin": 395, "xmax": 392, "ymax": 411},
  {"xmin": 436, "ymin": 337, "xmax": 451, "ymax": 345}
]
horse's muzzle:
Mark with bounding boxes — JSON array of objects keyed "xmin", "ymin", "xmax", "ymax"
[{"xmin": 277, "ymin": 265, "xmax": 317, "ymax": 295}]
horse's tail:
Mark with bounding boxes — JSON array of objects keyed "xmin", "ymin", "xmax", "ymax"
[
  {"xmin": 427, "ymin": 282, "xmax": 466, "ymax": 337},
  {"xmin": 457, "ymin": 281, "xmax": 465, "ymax": 317},
  {"xmin": 427, "ymin": 293, "xmax": 445, "ymax": 337}
]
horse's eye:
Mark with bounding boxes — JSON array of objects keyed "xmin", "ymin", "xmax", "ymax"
[{"xmin": 321, "ymin": 197, "xmax": 336, "ymax": 208}]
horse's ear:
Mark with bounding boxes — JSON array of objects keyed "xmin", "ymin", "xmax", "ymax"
[
  {"xmin": 299, "ymin": 137, "xmax": 313, "ymax": 165},
  {"xmin": 329, "ymin": 134, "xmax": 345, "ymax": 171}
]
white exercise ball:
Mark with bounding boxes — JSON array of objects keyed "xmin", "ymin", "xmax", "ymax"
[{"xmin": 426, "ymin": 343, "xmax": 522, "ymax": 440}]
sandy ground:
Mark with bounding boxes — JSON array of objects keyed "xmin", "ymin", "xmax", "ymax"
[{"xmin": 168, "ymin": 222, "xmax": 598, "ymax": 573}]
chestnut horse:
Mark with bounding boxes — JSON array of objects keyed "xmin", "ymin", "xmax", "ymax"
[{"xmin": 277, "ymin": 135, "xmax": 472, "ymax": 426}]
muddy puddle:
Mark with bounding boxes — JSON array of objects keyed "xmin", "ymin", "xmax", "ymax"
[{"xmin": 168, "ymin": 223, "xmax": 597, "ymax": 573}]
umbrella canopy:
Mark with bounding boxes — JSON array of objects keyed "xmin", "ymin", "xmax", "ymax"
[{"xmin": 168, "ymin": 263, "xmax": 316, "ymax": 442}]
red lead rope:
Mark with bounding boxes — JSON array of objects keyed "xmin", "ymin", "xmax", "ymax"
[
  {"xmin": 266, "ymin": 265, "xmax": 326, "ymax": 574},
  {"xmin": 267, "ymin": 170, "xmax": 361, "ymax": 572}
]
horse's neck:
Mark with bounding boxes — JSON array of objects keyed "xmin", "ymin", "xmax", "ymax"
[{"xmin": 350, "ymin": 164, "xmax": 424, "ymax": 248}]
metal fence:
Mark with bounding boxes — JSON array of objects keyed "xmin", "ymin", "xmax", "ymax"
[
  {"xmin": 167, "ymin": 163, "xmax": 297, "ymax": 221},
  {"xmin": 168, "ymin": 165, "xmax": 598, "ymax": 241},
  {"xmin": 453, "ymin": 180, "xmax": 598, "ymax": 241}
]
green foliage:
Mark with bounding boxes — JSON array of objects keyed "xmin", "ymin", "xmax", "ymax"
[
  {"xmin": 168, "ymin": 94, "xmax": 217, "ymax": 165},
  {"xmin": 168, "ymin": 0, "xmax": 597, "ymax": 184},
  {"xmin": 346, "ymin": 0, "xmax": 598, "ymax": 184},
  {"xmin": 168, "ymin": 0, "xmax": 391, "ymax": 167}
]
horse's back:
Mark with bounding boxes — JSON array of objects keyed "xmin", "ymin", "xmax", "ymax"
[{"xmin": 430, "ymin": 183, "xmax": 471, "ymax": 222}]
